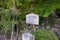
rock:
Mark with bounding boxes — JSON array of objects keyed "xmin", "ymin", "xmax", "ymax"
[{"xmin": 51, "ymin": 28, "xmax": 60, "ymax": 40}]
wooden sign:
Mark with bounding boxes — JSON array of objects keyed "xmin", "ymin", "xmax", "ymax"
[{"xmin": 26, "ymin": 13, "xmax": 39, "ymax": 25}]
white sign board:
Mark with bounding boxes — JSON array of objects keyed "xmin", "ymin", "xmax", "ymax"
[
  {"xmin": 22, "ymin": 33, "xmax": 35, "ymax": 40},
  {"xmin": 26, "ymin": 13, "xmax": 39, "ymax": 25}
]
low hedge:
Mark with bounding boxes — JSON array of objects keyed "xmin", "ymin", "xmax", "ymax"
[{"xmin": 33, "ymin": 29, "xmax": 58, "ymax": 40}]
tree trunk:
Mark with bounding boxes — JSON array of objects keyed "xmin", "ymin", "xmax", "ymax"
[
  {"xmin": 4, "ymin": 32, "xmax": 7, "ymax": 40},
  {"xmin": 10, "ymin": 0, "xmax": 17, "ymax": 40},
  {"xmin": 10, "ymin": 30, "xmax": 13, "ymax": 40},
  {"xmin": 11, "ymin": 0, "xmax": 17, "ymax": 12},
  {"xmin": 10, "ymin": 24, "xmax": 14, "ymax": 40}
]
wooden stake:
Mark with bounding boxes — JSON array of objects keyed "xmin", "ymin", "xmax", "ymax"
[{"xmin": 31, "ymin": 24, "xmax": 35, "ymax": 32}]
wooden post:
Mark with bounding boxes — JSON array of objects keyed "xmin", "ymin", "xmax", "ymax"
[{"xmin": 31, "ymin": 24, "xmax": 35, "ymax": 33}]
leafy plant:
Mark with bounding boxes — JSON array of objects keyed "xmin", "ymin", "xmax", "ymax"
[
  {"xmin": 33, "ymin": 29, "xmax": 58, "ymax": 40},
  {"xmin": 0, "ymin": 0, "xmax": 60, "ymax": 20}
]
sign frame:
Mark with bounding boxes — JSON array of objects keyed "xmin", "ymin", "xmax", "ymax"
[{"xmin": 26, "ymin": 13, "xmax": 39, "ymax": 25}]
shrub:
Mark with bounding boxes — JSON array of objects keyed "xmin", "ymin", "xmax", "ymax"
[{"xmin": 33, "ymin": 29, "xmax": 58, "ymax": 40}]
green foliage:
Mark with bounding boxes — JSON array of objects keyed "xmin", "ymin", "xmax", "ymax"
[
  {"xmin": 33, "ymin": 29, "xmax": 58, "ymax": 40},
  {"xmin": 0, "ymin": 0, "xmax": 13, "ymax": 9},
  {"xmin": 0, "ymin": 8, "xmax": 25, "ymax": 33},
  {"xmin": 0, "ymin": 19, "xmax": 12, "ymax": 33},
  {"xmin": 16, "ymin": 0, "xmax": 60, "ymax": 19},
  {"xmin": 0, "ymin": 9, "xmax": 12, "ymax": 33},
  {"xmin": 0, "ymin": 0, "xmax": 60, "ymax": 19}
]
